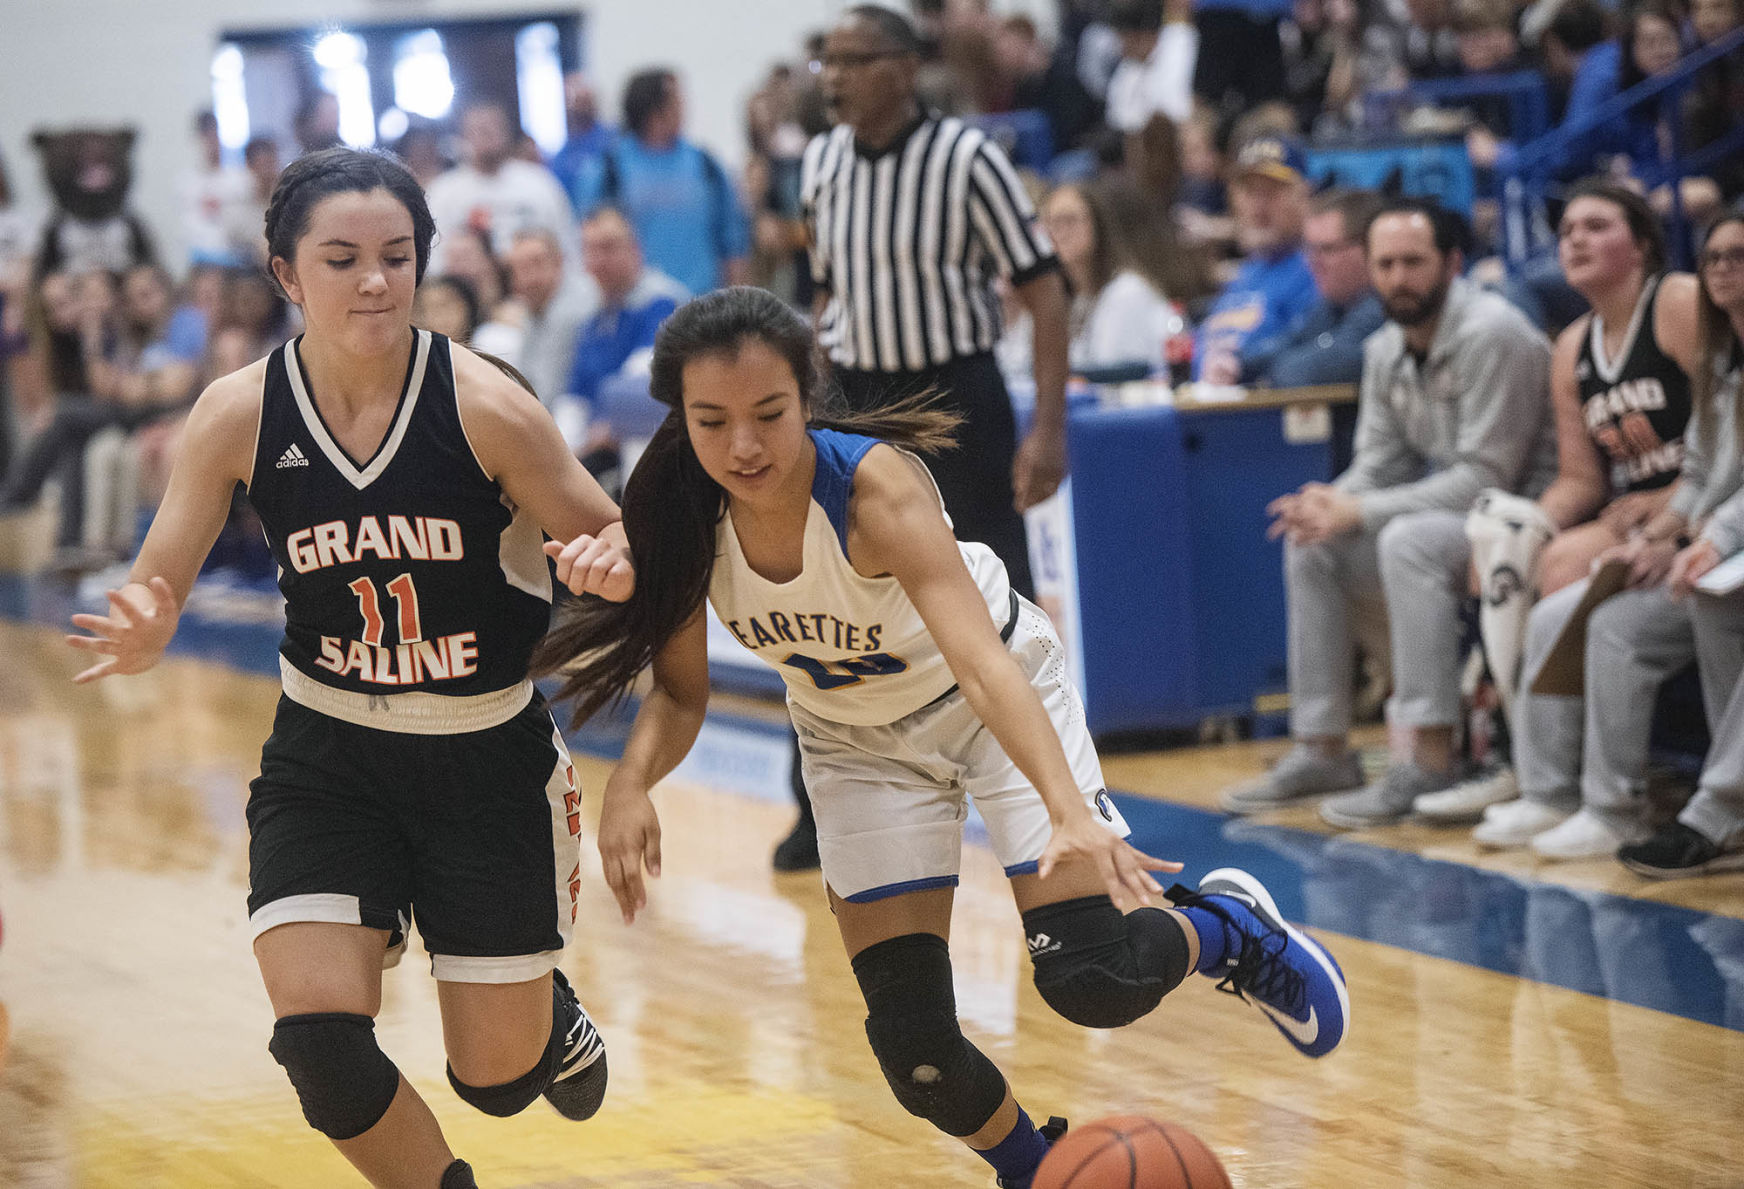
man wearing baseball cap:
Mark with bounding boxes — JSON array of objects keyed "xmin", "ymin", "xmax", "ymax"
[{"xmin": 1193, "ymin": 133, "xmax": 1319, "ymax": 386}]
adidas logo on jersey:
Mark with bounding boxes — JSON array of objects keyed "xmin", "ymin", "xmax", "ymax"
[{"xmin": 276, "ymin": 443, "xmax": 310, "ymax": 469}]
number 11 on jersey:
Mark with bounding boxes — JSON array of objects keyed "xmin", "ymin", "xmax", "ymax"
[{"xmin": 348, "ymin": 573, "xmax": 423, "ymax": 645}]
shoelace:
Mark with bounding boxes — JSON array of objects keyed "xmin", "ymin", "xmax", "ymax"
[{"xmin": 1214, "ymin": 921, "xmax": 1306, "ymax": 1015}]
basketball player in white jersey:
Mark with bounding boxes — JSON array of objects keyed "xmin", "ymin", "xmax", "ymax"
[
  {"xmin": 66, "ymin": 148, "xmax": 631, "ymax": 1189},
  {"xmin": 534, "ymin": 287, "xmax": 1351, "ymax": 1189}
]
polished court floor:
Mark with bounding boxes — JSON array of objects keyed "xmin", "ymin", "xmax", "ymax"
[{"xmin": 0, "ymin": 578, "xmax": 1741, "ymax": 1188}]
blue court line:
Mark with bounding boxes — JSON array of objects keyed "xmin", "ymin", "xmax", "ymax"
[{"xmin": 15, "ymin": 573, "xmax": 1743, "ymax": 1034}]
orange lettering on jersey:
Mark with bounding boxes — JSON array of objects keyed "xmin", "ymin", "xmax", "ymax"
[
  {"xmin": 288, "ymin": 528, "xmax": 320, "ymax": 573},
  {"xmin": 343, "ymin": 638, "xmax": 375, "ymax": 681},
  {"xmin": 388, "ymin": 515, "xmax": 430, "ymax": 558},
  {"xmin": 414, "ymin": 638, "xmax": 450, "ymax": 680},
  {"xmin": 447, "ymin": 632, "xmax": 479, "ymax": 677},
  {"xmin": 285, "ymin": 515, "xmax": 466, "ymax": 573},
  {"xmin": 352, "ymin": 516, "xmax": 393, "ymax": 561},
  {"xmin": 567, "ymin": 861, "xmax": 582, "ymax": 921},
  {"xmin": 317, "ymin": 635, "xmax": 346, "ymax": 672},
  {"xmin": 313, "ymin": 521, "xmax": 352, "ymax": 568},
  {"xmin": 429, "ymin": 519, "xmax": 464, "ymax": 561},
  {"xmin": 371, "ymin": 646, "xmax": 400, "ymax": 685}
]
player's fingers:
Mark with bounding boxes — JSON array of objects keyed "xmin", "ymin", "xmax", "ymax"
[
  {"xmin": 543, "ymin": 539, "xmax": 567, "ymax": 558},
  {"xmin": 69, "ymin": 613, "xmax": 118, "ymax": 637},
  {"xmin": 64, "ymin": 634, "xmax": 121, "ymax": 655},
  {"xmin": 1095, "ymin": 851, "xmax": 1132, "ymax": 914},
  {"xmin": 105, "ymin": 589, "xmax": 141, "ymax": 626},
  {"xmin": 72, "ymin": 657, "xmax": 117, "ymax": 684},
  {"xmin": 603, "ymin": 559, "xmax": 635, "ymax": 601},
  {"xmin": 644, "ymin": 827, "xmax": 662, "ymax": 879}
]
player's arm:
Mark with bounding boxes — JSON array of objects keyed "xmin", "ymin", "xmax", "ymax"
[
  {"xmin": 66, "ymin": 364, "xmax": 263, "ymax": 682},
  {"xmin": 849, "ymin": 447, "xmax": 1176, "ymax": 912},
  {"xmin": 1537, "ymin": 318, "xmax": 1608, "ymax": 531},
  {"xmin": 1654, "ymin": 272, "xmax": 1703, "ymax": 379},
  {"xmin": 597, "ymin": 608, "xmax": 711, "ymax": 923},
  {"xmin": 452, "ymin": 343, "xmax": 632, "ymax": 601}
]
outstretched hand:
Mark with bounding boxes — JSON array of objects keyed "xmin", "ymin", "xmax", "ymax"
[
  {"xmin": 1038, "ymin": 812, "xmax": 1182, "ymax": 914},
  {"xmin": 546, "ymin": 534, "xmax": 634, "ymax": 602},
  {"xmin": 597, "ymin": 788, "xmax": 662, "ymax": 924},
  {"xmin": 65, "ymin": 577, "xmax": 180, "ymax": 683}
]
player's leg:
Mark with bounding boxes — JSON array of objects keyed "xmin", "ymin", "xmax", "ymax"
[
  {"xmin": 248, "ymin": 697, "xmax": 474, "ymax": 1187},
  {"xmin": 1323, "ymin": 510, "xmax": 1472, "ymax": 827},
  {"xmin": 1472, "ymin": 578, "xmax": 1589, "ymax": 846},
  {"xmin": 255, "ymin": 922, "xmax": 465, "ymax": 1189},
  {"xmin": 1222, "ymin": 528, "xmax": 1380, "ymax": 812},
  {"xmin": 974, "ymin": 595, "xmax": 1348, "ymax": 1057},
  {"xmin": 833, "ymin": 886, "xmax": 1062, "ymax": 1189},
  {"xmin": 796, "ymin": 700, "xmax": 1060, "ymax": 1187},
  {"xmin": 416, "ymin": 696, "xmax": 607, "ymax": 1122},
  {"xmin": 1535, "ymin": 587, "xmax": 1695, "ymax": 858},
  {"xmin": 1622, "ymin": 589, "xmax": 1744, "ymax": 875}
]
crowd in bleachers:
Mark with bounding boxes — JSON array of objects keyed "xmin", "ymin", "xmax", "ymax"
[{"xmin": 1, "ymin": 0, "xmax": 1742, "ymax": 878}]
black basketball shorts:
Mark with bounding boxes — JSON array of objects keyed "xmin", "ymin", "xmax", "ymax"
[{"xmin": 245, "ymin": 689, "xmax": 584, "ymax": 983}]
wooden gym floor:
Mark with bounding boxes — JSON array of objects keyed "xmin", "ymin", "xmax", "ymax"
[{"xmin": 0, "ymin": 576, "xmax": 1740, "ymax": 1189}]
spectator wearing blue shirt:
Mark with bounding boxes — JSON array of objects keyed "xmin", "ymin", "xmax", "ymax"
[
  {"xmin": 1196, "ymin": 135, "xmax": 1320, "ymax": 384},
  {"xmin": 1471, "ymin": 1, "xmax": 1620, "ymax": 182},
  {"xmin": 574, "ymin": 69, "xmax": 751, "ymax": 296},
  {"xmin": 549, "ymin": 74, "xmax": 615, "ymax": 209},
  {"xmin": 1267, "ymin": 188, "xmax": 1387, "ymax": 387},
  {"xmin": 560, "ymin": 206, "xmax": 688, "ymax": 450}
]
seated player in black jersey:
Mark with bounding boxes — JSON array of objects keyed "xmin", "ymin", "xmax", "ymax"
[{"xmin": 66, "ymin": 147, "xmax": 632, "ymax": 1189}]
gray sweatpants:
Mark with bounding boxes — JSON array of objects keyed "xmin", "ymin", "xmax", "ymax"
[
  {"xmin": 1513, "ymin": 580, "xmax": 1695, "ymax": 832},
  {"xmin": 1682, "ymin": 592, "xmax": 1744, "ymax": 847},
  {"xmin": 1286, "ymin": 510, "xmax": 1470, "ymax": 738}
]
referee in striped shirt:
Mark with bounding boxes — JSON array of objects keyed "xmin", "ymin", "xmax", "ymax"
[{"xmin": 802, "ymin": 4, "xmax": 1071, "ymax": 598}]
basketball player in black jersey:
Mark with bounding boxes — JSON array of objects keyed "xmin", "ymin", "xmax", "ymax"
[
  {"xmin": 1427, "ymin": 180, "xmax": 1703, "ymax": 838},
  {"xmin": 65, "ymin": 148, "xmax": 632, "ymax": 1189}
]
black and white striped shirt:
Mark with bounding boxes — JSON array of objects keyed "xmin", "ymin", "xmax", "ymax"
[{"xmin": 801, "ymin": 114, "xmax": 1057, "ymax": 373}]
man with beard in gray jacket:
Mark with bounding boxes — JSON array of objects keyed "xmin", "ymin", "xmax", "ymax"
[{"xmin": 1226, "ymin": 197, "xmax": 1556, "ymax": 824}]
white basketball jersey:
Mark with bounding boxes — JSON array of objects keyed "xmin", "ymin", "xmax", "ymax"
[{"xmin": 708, "ymin": 428, "xmax": 1013, "ymax": 726}]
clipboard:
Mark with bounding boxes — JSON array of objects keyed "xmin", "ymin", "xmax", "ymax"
[{"xmin": 1529, "ymin": 559, "xmax": 1631, "ymax": 696}]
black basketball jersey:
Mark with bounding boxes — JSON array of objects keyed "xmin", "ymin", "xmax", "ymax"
[
  {"xmin": 248, "ymin": 330, "xmax": 552, "ymax": 697},
  {"xmin": 1575, "ymin": 275, "xmax": 1691, "ymax": 493}
]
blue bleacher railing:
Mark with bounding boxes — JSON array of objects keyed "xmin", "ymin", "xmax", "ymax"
[
  {"xmin": 1501, "ymin": 25, "xmax": 1744, "ymax": 266},
  {"xmin": 1365, "ymin": 69, "xmax": 1552, "ymax": 147}
]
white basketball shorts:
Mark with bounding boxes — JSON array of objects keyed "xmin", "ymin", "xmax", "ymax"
[{"xmin": 789, "ymin": 594, "xmax": 1130, "ymax": 902}]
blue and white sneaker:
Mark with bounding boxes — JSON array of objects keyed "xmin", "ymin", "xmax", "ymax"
[
  {"xmin": 544, "ymin": 968, "xmax": 608, "ymax": 1120},
  {"xmin": 1171, "ymin": 868, "xmax": 1350, "ymax": 1058}
]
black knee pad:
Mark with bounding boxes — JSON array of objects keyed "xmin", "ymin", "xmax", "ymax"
[
  {"xmin": 447, "ymin": 984, "xmax": 565, "ymax": 1118},
  {"xmin": 852, "ymin": 933, "xmax": 1007, "ymax": 1138},
  {"xmin": 1022, "ymin": 897, "xmax": 1189, "ymax": 1029},
  {"xmin": 268, "ymin": 1013, "xmax": 401, "ymax": 1140}
]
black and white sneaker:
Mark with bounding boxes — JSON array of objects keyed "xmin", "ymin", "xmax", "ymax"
[
  {"xmin": 544, "ymin": 968, "xmax": 608, "ymax": 1120},
  {"xmin": 1619, "ymin": 821, "xmax": 1744, "ymax": 879}
]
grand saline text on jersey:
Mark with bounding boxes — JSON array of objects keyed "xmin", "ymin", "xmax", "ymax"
[{"xmin": 248, "ymin": 331, "xmax": 553, "ymax": 697}]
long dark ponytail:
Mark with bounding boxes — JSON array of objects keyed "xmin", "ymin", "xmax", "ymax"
[{"xmin": 531, "ymin": 286, "xmax": 962, "ymax": 725}]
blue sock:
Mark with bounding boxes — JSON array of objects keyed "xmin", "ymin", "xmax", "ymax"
[
  {"xmin": 975, "ymin": 1108, "xmax": 1051, "ymax": 1186},
  {"xmin": 1179, "ymin": 904, "xmax": 1238, "ymax": 973}
]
